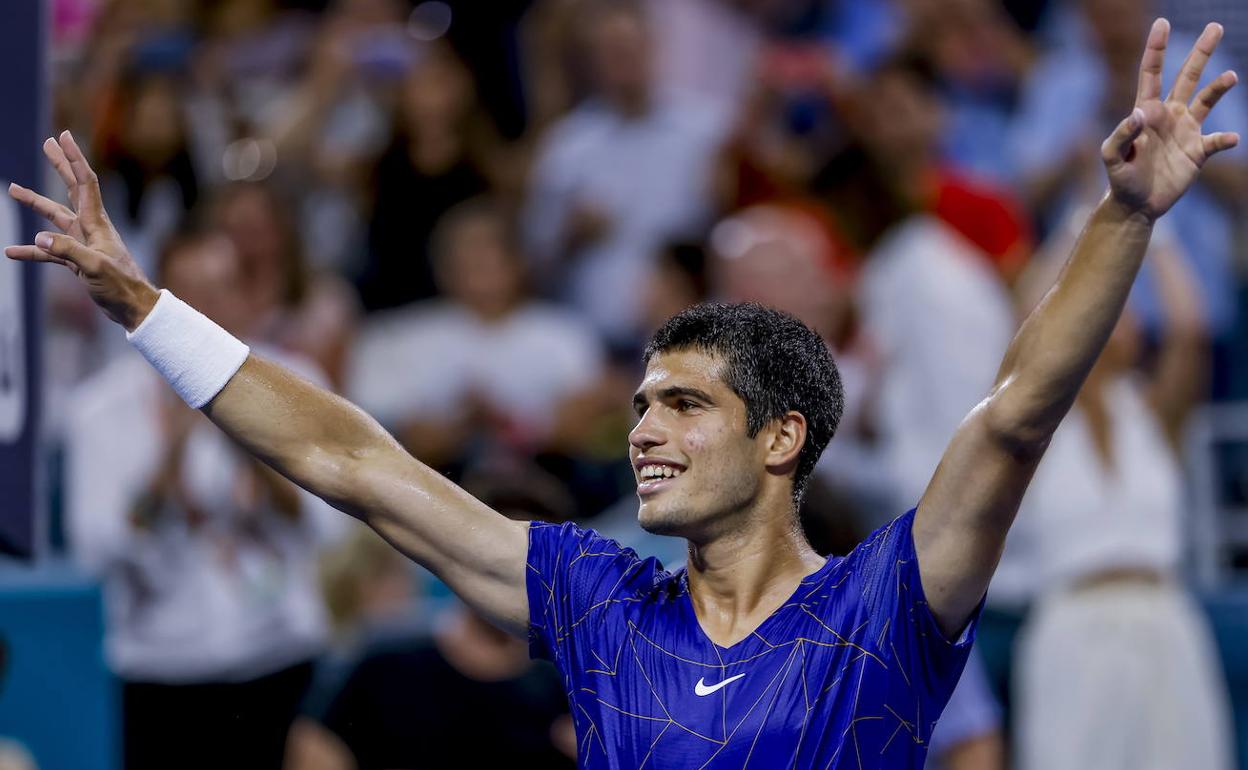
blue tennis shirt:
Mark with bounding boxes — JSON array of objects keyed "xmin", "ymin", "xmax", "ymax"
[{"xmin": 526, "ymin": 509, "xmax": 977, "ymax": 769}]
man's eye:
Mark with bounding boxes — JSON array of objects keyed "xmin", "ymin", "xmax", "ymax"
[{"xmin": 677, "ymin": 400, "xmax": 698, "ymax": 412}]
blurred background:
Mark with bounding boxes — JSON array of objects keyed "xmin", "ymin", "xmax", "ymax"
[{"xmin": 2, "ymin": 0, "xmax": 1248, "ymax": 768}]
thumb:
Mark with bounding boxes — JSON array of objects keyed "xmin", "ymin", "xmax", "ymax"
[
  {"xmin": 1102, "ymin": 107, "xmax": 1146, "ymax": 165},
  {"xmin": 36, "ymin": 231, "xmax": 100, "ymax": 273}
]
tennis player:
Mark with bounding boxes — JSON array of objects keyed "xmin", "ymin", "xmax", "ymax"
[{"xmin": 7, "ymin": 19, "xmax": 1238, "ymax": 769}]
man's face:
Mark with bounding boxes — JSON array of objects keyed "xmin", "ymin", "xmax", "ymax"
[{"xmin": 629, "ymin": 350, "xmax": 768, "ymax": 539}]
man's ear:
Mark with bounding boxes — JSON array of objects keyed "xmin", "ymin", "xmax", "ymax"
[{"xmin": 764, "ymin": 411, "xmax": 807, "ymax": 474}]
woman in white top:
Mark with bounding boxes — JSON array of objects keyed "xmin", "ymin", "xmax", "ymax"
[{"xmin": 1012, "ymin": 222, "xmax": 1234, "ymax": 770}]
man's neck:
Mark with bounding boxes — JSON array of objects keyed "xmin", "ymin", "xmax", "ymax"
[{"xmin": 684, "ymin": 510, "xmax": 825, "ymax": 648}]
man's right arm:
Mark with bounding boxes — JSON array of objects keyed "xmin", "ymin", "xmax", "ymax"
[
  {"xmin": 204, "ymin": 354, "xmax": 530, "ymax": 633},
  {"xmin": 6, "ymin": 132, "xmax": 531, "ymax": 635}
]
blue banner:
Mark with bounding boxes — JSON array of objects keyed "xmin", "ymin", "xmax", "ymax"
[{"xmin": 0, "ymin": 1, "xmax": 45, "ymax": 558}]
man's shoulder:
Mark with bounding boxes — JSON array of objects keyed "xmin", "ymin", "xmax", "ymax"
[{"xmin": 528, "ymin": 520, "xmax": 677, "ymax": 597}]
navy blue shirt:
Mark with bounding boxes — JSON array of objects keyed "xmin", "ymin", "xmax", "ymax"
[{"xmin": 527, "ymin": 510, "xmax": 977, "ymax": 768}]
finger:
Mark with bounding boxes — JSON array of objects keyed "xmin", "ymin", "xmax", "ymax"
[
  {"xmin": 8, "ymin": 183, "xmax": 78, "ymax": 232},
  {"xmin": 1168, "ymin": 21, "xmax": 1222, "ymax": 104},
  {"xmin": 42, "ymin": 137, "xmax": 77, "ymax": 194},
  {"xmin": 1102, "ymin": 107, "xmax": 1146, "ymax": 165},
  {"xmin": 1202, "ymin": 131, "xmax": 1240, "ymax": 158},
  {"xmin": 1137, "ymin": 18, "xmax": 1170, "ymax": 104},
  {"xmin": 4, "ymin": 244, "xmax": 75, "ymax": 268},
  {"xmin": 57, "ymin": 131, "xmax": 107, "ymax": 231},
  {"xmin": 1190, "ymin": 70, "xmax": 1238, "ymax": 124},
  {"xmin": 33, "ymin": 230, "xmax": 100, "ymax": 273}
]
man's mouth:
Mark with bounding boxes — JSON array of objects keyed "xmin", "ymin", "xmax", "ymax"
[{"xmin": 636, "ymin": 461, "xmax": 685, "ymax": 495}]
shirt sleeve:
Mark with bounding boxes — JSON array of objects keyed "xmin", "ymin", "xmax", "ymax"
[
  {"xmin": 525, "ymin": 521, "xmax": 654, "ymax": 664},
  {"xmin": 926, "ymin": 650, "xmax": 1002, "ymax": 758},
  {"xmin": 847, "ymin": 509, "xmax": 981, "ymax": 695}
]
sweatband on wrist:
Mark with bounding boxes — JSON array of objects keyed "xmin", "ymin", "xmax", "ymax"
[{"xmin": 126, "ymin": 289, "xmax": 251, "ymax": 409}]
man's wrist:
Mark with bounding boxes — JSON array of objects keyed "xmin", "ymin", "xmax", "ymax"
[
  {"xmin": 1100, "ymin": 191, "xmax": 1159, "ymax": 230},
  {"xmin": 127, "ymin": 289, "xmax": 251, "ymax": 409},
  {"xmin": 123, "ymin": 282, "xmax": 162, "ymax": 333}
]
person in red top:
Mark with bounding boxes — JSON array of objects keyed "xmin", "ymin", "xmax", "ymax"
[{"xmin": 845, "ymin": 52, "xmax": 1035, "ymax": 283}]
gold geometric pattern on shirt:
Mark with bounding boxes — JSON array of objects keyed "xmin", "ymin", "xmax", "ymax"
[{"xmin": 530, "ymin": 527, "xmax": 938, "ymax": 770}]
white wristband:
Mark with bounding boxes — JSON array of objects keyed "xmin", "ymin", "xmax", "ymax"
[{"xmin": 126, "ymin": 289, "xmax": 251, "ymax": 409}]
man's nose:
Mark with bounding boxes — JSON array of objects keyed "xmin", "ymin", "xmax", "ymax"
[{"xmin": 629, "ymin": 410, "xmax": 666, "ymax": 451}]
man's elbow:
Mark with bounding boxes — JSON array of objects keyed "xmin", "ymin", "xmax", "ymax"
[
  {"xmin": 981, "ymin": 384, "xmax": 1059, "ymax": 462},
  {"xmin": 282, "ymin": 441, "xmax": 383, "ymax": 519}
]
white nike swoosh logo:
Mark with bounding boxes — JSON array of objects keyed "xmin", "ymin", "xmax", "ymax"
[{"xmin": 694, "ymin": 673, "xmax": 746, "ymax": 696}]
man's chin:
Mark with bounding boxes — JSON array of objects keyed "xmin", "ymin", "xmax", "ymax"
[{"xmin": 637, "ymin": 504, "xmax": 685, "ymax": 537}]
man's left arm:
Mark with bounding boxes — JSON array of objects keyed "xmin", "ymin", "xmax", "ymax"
[{"xmin": 912, "ymin": 19, "xmax": 1240, "ymax": 638}]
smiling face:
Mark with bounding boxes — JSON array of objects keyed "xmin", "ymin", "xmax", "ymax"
[{"xmin": 629, "ymin": 349, "xmax": 775, "ymax": 539}]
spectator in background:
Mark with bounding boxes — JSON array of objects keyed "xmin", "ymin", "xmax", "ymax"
[
  {"xmin": 1008, "ymin": 0, "xmax": 1248, "ymax": 366},
  {"xmin": 640, "ymin": 0, "xmax": 765, "ymax": 133},
  {"xmin": 95, "ymin": 69, "xmax": 201, "ymax": 274},
  {"xmin": 523, "ymin": 0, "xmax": 724, "ymax": 349},
  {"xmin": 286, "ymin": 525, "xmax": 427, "ymax": 761},
  {"xmin": 839, "ymin": 53, "xmax": 1034, "ymax": 284},
  {"xmin": 212, "ymin": 181, "xmax": 359, "ymax": 389},
  {"xmin": 359, "ymin": 41, "xmax": 497, "ymax": 312},
  {"xmin": 64, "ymin": 225, "xmax": 344, "ymax": 770},
  {"xmin": 287, "ymin": 466, "xmax": 576, "ymax": 770},
  {"xmin": 263, "ymin": 0, "xmax": 414, "ymax": 275},
  {"xmin": 1006, "ymin": 205, "xmax": 1233, "ymax": 770},
  {"xmin": 347, "ymin": 197, "xmax": 604, "ymax": 471},
  {"xmin": 897, "ymin": 0, "xmax": 1036, "ymax": 185},
  {"xmin": 640, "ymin": 241, "xmax": 713, "ymax": 337}
]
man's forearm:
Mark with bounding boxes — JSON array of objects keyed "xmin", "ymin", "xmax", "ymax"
[
  {"xmin": 199, "ymin": 353, "xmax": 531, "ymax": 634},
  {"xmin": 202, "ymin": 355, "xmax": 424, "ymax": 518},
  {"xmin": 986, "ymin": 195, "xmax": 1155, "ymax": 447}
]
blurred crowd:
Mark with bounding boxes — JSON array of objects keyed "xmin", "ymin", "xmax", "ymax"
[{"xmin": 31, "ymin": 0, "xmax": 1248, "ymax": 768}]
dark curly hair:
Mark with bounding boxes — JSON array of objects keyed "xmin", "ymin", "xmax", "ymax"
[{"xmin": 644, "ymin": 303, "xmax": 845, "ymax": 507}]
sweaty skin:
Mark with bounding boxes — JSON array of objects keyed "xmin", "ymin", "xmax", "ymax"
[{"xmin": 4, "ymin": 16, "xmax": 1238, "ymax": 648}]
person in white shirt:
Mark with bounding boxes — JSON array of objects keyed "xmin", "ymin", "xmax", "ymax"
[
  {"xmin": 1010, "ymin": 205, "xmax": 1234, "ymax": 770},
  {"xmin": 65, "ymin": 225, "xmax": 341, "ymax": 770},
  {"xmin": 347, "ymin": 197, "xmax": 605, "ymax": 468},
  {"xmin": 523, "ymin": 0, "xmax": 725, "ymax": 346}
]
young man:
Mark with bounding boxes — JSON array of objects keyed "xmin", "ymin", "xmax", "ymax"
[{"xmin": 7, "ymin": 19, "xmax": 1239, "ymax": 769}]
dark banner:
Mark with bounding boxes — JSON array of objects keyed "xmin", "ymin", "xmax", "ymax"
[{"xmin": 0, "ymin": 1, "xmax": 45, "ymax": 558}]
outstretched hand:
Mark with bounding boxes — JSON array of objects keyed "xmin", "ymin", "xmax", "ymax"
[
  {"xmin": 1103, "ymin": 19, "xmax": 1240, "ymax": 221},
  {"xmin": 5, "ymin": 131, "xmax": 158, "ymax": 330}
]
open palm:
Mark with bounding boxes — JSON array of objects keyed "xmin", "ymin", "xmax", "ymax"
[
  {"xmin": 5, "ymin": 132, "xmax": 157, "ymax": 330},
  {"xmin": 1103, "ymin": 19, "xmax": 1240, "ymax": 221}
]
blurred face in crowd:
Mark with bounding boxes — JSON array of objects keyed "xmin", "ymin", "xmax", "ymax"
[
  {"xmin": 122, "ymin": 77, "xmax": 185, "ymax": 170},
  {"xmin": 1083, "ymin": 0, "xmax": 1151, "ymax": 64},
  {"xmin": 713, "ymin": 206, "xmax": 848, "ymax": 341},
  {"xmin": 630, "ymin": 350, "xmax": 775, "ymax": 540},
  {"xmin": 643, "ymin": 261, "xmax": 703, "ymax": 335},
  {"xmin": 856, "ymin": 68, "xmax": 943, "ymax": 170},
  {"xmin": 216, "ymin": 185, "xmax": 296, "ymax": 315},
  {"xmin": 399, "ymin": 45, "xmax": 475, "ymax": 131},
  {"xmin": 162, "ymin": 234, "xmax": 250, "ymax": 335},
  {"xmin": 585, "ymin": 7, "xmax": 653, "ymax": 113},
  {"xmin": 435, "ymin": 209, "xmax": 526, "ymax": 321}
]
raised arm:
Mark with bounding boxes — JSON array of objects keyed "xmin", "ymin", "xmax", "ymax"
[
  {"xmin": 5, "ymin": 133, "xmax": 530, "ymax": 635},
  {"xmin": 912, "ymin": 19, "xmax": 1239, "ymax": 637}
]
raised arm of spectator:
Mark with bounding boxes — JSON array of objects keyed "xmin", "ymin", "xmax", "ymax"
[
  {"xmin": 5, "ymin": 133, "xmax": 531, "ymax": 636},
  {"xmin": 912, "ymin": 19, "xmax": 1239, "ymax": 638},
  {"xmin": 1146, "ymin": 237, "xmax": 1209, "ymax": 450}
]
